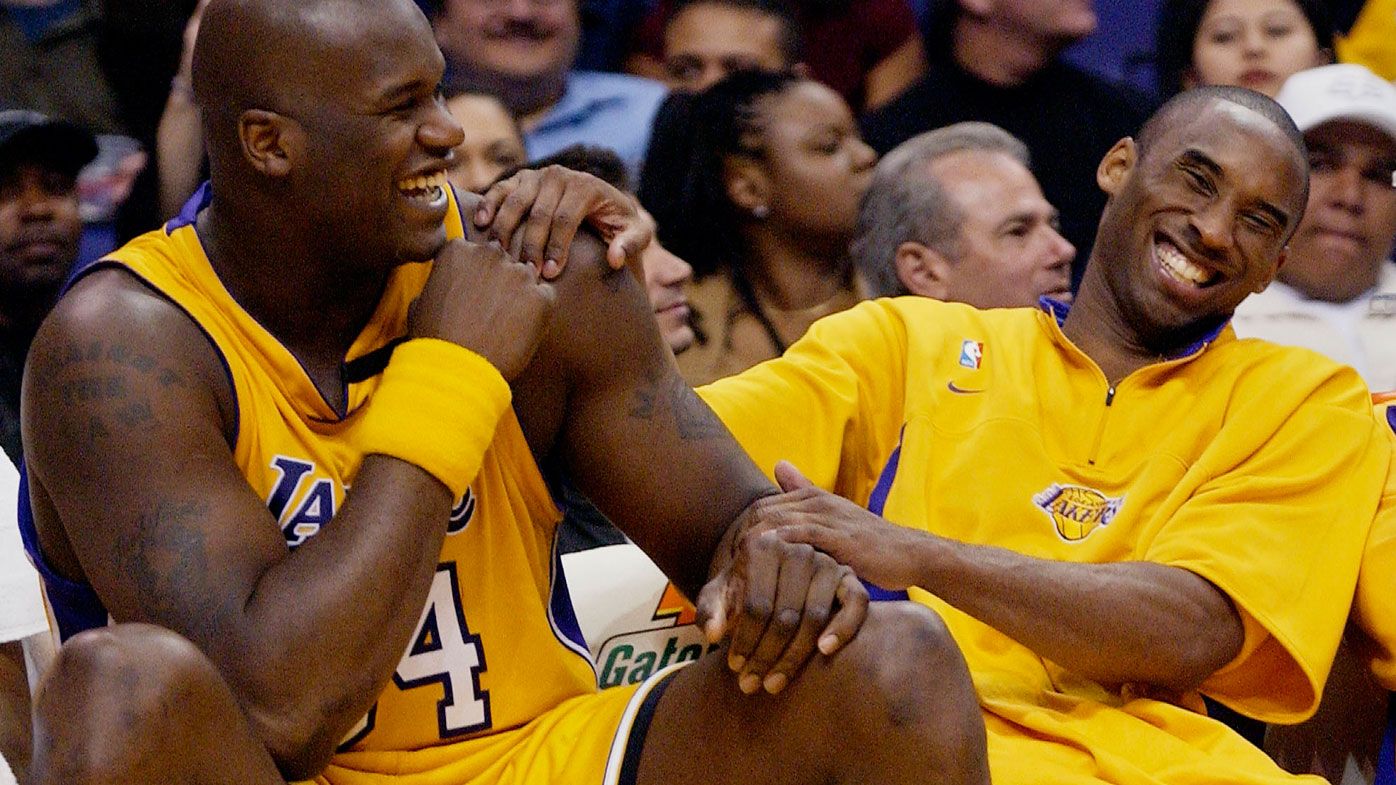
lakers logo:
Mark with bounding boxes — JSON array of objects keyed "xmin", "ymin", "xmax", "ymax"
[{"xmin": 1032, "ymin": 484, "xmax": 1123, "ymax": 541}]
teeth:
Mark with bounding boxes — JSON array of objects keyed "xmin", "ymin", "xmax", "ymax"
[
  {"xmin": 1156, "ymin": 241, "xmax": 1214, "ymax": 286},
  {"xmin": 397, "ymin": 171, "xmax": 448, "ymax": 196}
]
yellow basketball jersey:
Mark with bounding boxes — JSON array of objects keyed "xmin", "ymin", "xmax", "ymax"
[{"xmin": 100, "ymin": 187, "xmax": 598, "ymax": 756}]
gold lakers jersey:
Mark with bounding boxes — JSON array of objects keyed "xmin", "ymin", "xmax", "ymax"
[{"xmin": 96, "ymin": 187, "xmax": 598, "ymax": 756}]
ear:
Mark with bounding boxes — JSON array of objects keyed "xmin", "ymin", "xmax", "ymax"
[
  {"xmin": 723, "ymin": 156, "xmax": 770, "ymax": 217},
  {"xmin": 1181, "ymin": 67, "xmax": 1199, "ymax": 91},
  {"xmin": 894, "ymin": 241, "xmax": 951, "ymax": 300},
  {"xmin": 238, "ymin": 109, "xmax": 301, "ymax": 178},
  {"xmin": 1096, "ymin": 137, "xmax": 1136, "ymax": 197}
]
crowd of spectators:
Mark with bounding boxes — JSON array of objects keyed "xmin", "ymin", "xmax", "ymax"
[{"xmin": 4, "ymin": 0, "xmax": 1396, "ymax": 784}]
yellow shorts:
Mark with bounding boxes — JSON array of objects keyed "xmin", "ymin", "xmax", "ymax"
[{"xmin": 307, "ymin": 664, "xmax": 682, "ymax": 785}]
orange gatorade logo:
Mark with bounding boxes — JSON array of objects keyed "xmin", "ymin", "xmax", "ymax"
[
  {"xmin": 653, "ymin": 582, "xmax": 697, "ymax": 625},
  {"xmin": 1032, "ymin": 483, "xmax": 1123, "ymax": 541}
]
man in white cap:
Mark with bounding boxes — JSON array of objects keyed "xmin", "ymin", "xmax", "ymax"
[{"xmin": 1231, "ymin": 63, "xmax": 1396, "ymax": 391}]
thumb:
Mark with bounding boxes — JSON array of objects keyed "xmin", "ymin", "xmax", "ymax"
[
  {"xmin": 774, "ymin": 460, "xmax": 815, "ymax": 493},
  {"xmin": 694, "ymin": 575, "xmax": 729, "ymax": 644}
]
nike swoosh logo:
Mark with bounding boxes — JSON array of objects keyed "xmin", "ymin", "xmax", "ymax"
[{"xmin": 947, "ymin": 381, "xmax": 986, "ymax": 394}]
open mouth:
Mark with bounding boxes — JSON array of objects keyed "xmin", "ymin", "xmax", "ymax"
[
  {"xmin": 396, "ymin": 170, "xmax": 449, "ymax": 208},
  {"xmin": 1154, "ymin": 236, "xmax": 1218, "ymax": 288}
]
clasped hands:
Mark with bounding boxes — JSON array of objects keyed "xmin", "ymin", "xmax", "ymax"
[{"xmin": 695, "ymin": 461, "xmax": 927, "ymax": 695}]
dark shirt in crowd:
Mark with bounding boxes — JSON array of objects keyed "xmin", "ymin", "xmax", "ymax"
[{"xmin": 860, "ymin": 55, "xmax": 1153, "ymax": 286}]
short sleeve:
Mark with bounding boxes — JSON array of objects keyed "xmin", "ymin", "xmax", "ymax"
[
  {"xmin": 1143, "ymin": 372, "xmax": 1388, "ymax": 722},
  {"xmin": 1352, "ymin": 402, "xmax": 1396, "ymax": 689},
  {"xmin": 698, "ymin": 299, "xmax": 911, "ymax": 504}
]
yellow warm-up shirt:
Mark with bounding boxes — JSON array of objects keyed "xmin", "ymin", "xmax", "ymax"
[
  {"xmin": 1353, "ymin": 396, "xmax": 1396, "ymax": 688},
  {"xmin": 700, "ymin": 297, "xmax": 1389, "ymax": 785}
]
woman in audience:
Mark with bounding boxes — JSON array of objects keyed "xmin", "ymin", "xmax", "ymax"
[
  {"xmin": 1156, "ymin": 0, "xmax": 1333, "ymax": 99},
  {"xmin": 443, "ymin": 92, "xmax": 528, "ymax": 193},
  {"xmin": 640, "ymin": 69, "xmax": 875, "ymax": 385}
]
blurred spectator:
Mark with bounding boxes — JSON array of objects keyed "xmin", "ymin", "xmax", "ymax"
[
  {"xmin": 1155, "ymin": 0, "xmax": 1334, "ymax": 100},
  {"xmin": 853, "ymin": 121, "xmax": 1074, "ymax": 307},
  {"xmin": 640, "ymin": 71, "xmax": 874, "ymax": 385},
  {"xmin": 629, "ymin": 0, "xmax": 925, "ymax": 111},
  {"xmin": 652, "ymin": 0, "xmax": 806, "ymax": 93},
  {"xmin": 862, "ymin": 0, "xmax": 1151, "ymax": 289},
  {"xmin": 575, "ymin": 0, "xmax": 653, "ymax": 71},
  {"xmin": 1336, "ymin": 0, "xmax": 1396, "ymax": 81},
  {"xmin": 0, "ymin": 111, "xmax": 97, "ymax": 465},
  {"xmin": 444, "ymin": 92, "xmax": 527, "ymax": 194},
  {"xmin": 1, "ymin": 0, "xmax": 123, "ymax": 136},
  {"xmin": 154, "ymin": 0, "xmax": 209, "ymax": 221},
  {"xmin": 1232, "ymin": 64, "xmax": 1396, "ymax": 391},
  {"xmin": 0, "ymin": 452, "xmax": 47, "ymax": 785},
  {"xmin": 431, "ymin": 0, "xmax": 667, "ymax": 179}
]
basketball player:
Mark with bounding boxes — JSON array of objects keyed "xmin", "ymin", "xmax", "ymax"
[
  {"xmin": 695, "ymin": 87, "xmax": 1393, "ymax": 784},
  {"xmin": 19, "ymin": 1, "xmax": 987, "ymax": 784}
]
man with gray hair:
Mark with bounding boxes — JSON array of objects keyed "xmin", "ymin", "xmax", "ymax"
[{"xmin": 853, "ymin": 121, "xmax": 1076, "ymax": 308}]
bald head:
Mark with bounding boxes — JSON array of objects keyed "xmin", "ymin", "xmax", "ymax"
[{"xmin": 192, "ymin": 0, "xmax": 437, "ymax": 150}]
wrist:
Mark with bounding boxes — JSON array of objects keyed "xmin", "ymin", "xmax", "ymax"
[{"xmin": 349, "ymin": 338, "xmax": 511, "ymax": 499}]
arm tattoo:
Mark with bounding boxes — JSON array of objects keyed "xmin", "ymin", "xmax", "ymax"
[
  {"xmin": 627, "ymin": 368, "xmax": 726, "ymax": 440},
  {"xmin": 115, "ymin": 499, "xmax": 230, "ymax": 642}
]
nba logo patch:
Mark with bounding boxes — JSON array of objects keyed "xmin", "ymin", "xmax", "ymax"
[{"xmin": 959, "ymin": 340, "xmax": 984, "ymax": 369}]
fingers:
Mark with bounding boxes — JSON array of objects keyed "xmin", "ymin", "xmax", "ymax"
[
  {"xmin": 607, "ymin": 200, "xmax": 652, "ymax": 274},
  {"xmin": 517, "ymin": 170, "xmax": 570, "ymax": 276},
  {"xmin": 724, "ymin": 530, "xmax": 780, "ymax": 680},
  {"xmin": 819, "ymin": 567, "xmax": 869, "ymax": 656},
  {"xmin": 774, "ymin": 460, "xmax": 816, "ymax": 493},
  {"xmin": 476, "ymin": 171, "xmax": 540, "ymax": 250},
  {"xmin": 748, "ymin": 547, "xmax": 839, "ymax": 696}
]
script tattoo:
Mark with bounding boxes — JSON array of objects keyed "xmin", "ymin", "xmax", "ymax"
[
  {"xmin": 627, "ymin": 367, "xmax": 726, "ymax": 440},
  {"xmin": 43, "ymin": 340, "xmax": 188, "ymax": 441}
]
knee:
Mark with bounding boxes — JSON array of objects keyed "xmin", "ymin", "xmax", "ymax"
[
  {"xmin": 835, "ymin": 603, "xmax": 980, "ymax": 732},
  {"xmin": 32, "ymin": 624, "xmax": 217, "ymax": 785}
]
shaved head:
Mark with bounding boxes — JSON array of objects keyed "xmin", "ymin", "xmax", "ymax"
[
  {"xmin": 1137, "ymin": 86, "xmax": 1310, "ymax": 214},
  {"xmin": 192, "ymin": 0, "xmax": 437, "ymax": 165}
]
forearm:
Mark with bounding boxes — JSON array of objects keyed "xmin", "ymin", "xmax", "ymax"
[
  {"xmin": 915, "ymin": 536, "xmax": 1244, "ymax": 692},
  {"xmin": 229, "ymin": 456, "xmax": 452, "ymax": 773}
]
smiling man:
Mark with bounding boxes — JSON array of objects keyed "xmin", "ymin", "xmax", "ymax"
[
  {"xmin": 697, "ymin": 85, "xmax": 1392, "ymax": 784},
  {"xmin": 1231, "ymin": 63, "xmax": 1396, "ymax": 391}
]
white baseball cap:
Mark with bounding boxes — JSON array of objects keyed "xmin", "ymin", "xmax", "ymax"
[{"xmin": 1275, "ymin": 63, "xmax": 1396, "ymax": 144}]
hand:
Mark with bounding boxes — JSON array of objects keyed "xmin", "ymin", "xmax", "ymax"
[
  {"xmin": 760, "ymin": 461, "xmax": 931, "ymax": 591},
  {"xmin": 694, "ymin": 468, "xmax": 870, "ymax": 696},
  {"xmin": 474, "ymin": 165, "xmax": 652, "ymax": 280},
  {"xmin": 408, "ymin": 239, "xmax": 556, "ymax": 380}
]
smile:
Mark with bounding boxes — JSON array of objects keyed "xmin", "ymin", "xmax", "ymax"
[
  {"xmin": 397, "ymin": 171, "xmax": 449, "ymax": 207},
  {"xmin": 1154, "ymin": 238, "xmax": 1216, "ymax": 288}
]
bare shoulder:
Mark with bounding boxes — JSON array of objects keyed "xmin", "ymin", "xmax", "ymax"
[{"xmin": 26, "ymin": 266, "xmax": 236, "ymax": 443}]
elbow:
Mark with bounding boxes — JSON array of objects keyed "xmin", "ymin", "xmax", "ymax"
[
  {"xmin": 1155, "ymin": 608, "xmax": 1246, "ymax": 694},
  {"xmin": 251, "ymin": 709, "xmax": 337, "ymax": 782},
  {"xmin": 248, "ymin": 706, "xmax": 341, "ymax": 782}
]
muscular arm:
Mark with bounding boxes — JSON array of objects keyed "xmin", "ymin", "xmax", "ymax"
[
  {"xmin": 513, "ymin": 237, "xmax": 771, "ymax": 597},
  {"xmin": 23, "ymin": 269, "xmax": 502, "ymax": 779},
  {"xmin": 26, "ymin": 273, "xmax": 453, "ymax": 778}
]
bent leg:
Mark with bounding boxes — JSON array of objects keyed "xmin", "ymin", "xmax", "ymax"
[
  {"xmin": 636, "ymin": 602, "xmax": 988, "ymax": 785},
  {"xmin": 31, "ymin": 623, "xmax": 284, "ymax": 785}
]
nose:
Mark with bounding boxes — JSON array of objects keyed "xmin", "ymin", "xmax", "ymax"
[
  {"xmin": 1324, "ymin": 164, "xmax": 1366, "ymax": 214},
  {"xmin": 1045, "ymin": 226, "xmax": 1076, "ymax": 267},
  {"xmin": 1242, "ymin": 25, "xmax": 1266, "ymax": 56},
  {"xmin": 1191, "ymin": 202, "xmax": 1235, "ymax": 254},
  {"xmin": 421, "ymin": 99, "xmax": 466, "ymax": 156},
  {"xmin": 14, "ymin": 179, "xmax": 61, "ymax": 222},
  {"xmin": 851, "ymin": 138, "xmax": 877, "ymax": 172},
  {"xmin": 647, "ymin": 241, "xmax": 692, "ymax": 286}
]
